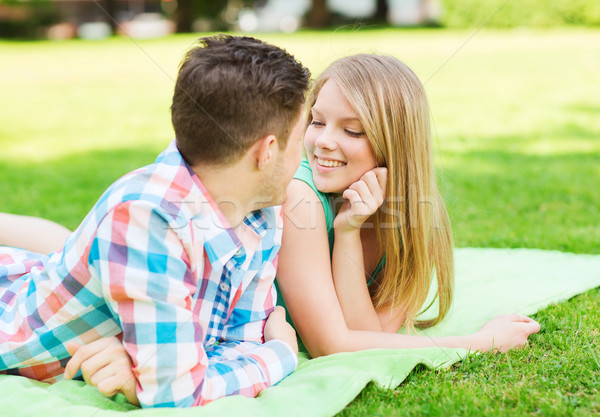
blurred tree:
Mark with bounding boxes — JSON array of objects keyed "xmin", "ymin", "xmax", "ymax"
[
  {"xmin": 0, "ymin": 0, "xmax": 58, "ymax": 37},
  {"xmin": 374, "ymin": 0, "xmax": 389, "ymax": 22},
  {"xmin": 174, "ymin": 0, "xmax": 193, "ymax": 32},
  {"xmin": 172, "ymin": 0, "xmax": 230, "ymax": 33},
  {"xmin": 102, "ymin": 0, "xmax": 117, "ymax": 32},
  {"xmin": 305, "ymin": 0, "xmax": 332, "ymax": 28}
]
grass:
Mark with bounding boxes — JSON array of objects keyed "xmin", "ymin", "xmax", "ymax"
[
  {"xmin": 341, "ymin": 290, "xmax": 600, "ymax": 416},
  {"xmin": 1, "ymin": 28, "xmax": 599, "ymax": 415}
]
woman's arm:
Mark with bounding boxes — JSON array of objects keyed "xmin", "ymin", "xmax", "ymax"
[
  {"xmin": 330, "ymin": 169, "xmax": 387, "ymax": 331},
  {"xmin": 331, "ymin": 229, "xmax": 380, "ymax": 330},
  {"xmin": 277, "ymin": 180, "xmax": 540, "ymax": 358},
  {"xmin": 0, "ymin": 213, "xmax": 71, "ymax": 253},
  {"xmin": 278, "ymin": 179, "xmax": 350, "ymax": 356}
]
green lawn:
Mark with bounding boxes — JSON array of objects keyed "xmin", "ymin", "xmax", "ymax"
[{"xmin": 1, "ymin": 28, "xmax": 599, "ymax": 415}]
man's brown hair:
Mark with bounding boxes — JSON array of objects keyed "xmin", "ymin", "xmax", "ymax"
[{"xmin": 171, "ymin": 35, "xmax": 310, "ymax": 166}]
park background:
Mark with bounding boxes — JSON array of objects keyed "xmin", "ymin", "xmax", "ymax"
[{"xmin": 0, "ymin": 0, "xmax": 599, "ymax": 415}]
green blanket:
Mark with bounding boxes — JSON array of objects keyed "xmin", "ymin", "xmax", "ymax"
[{"xmin": 1, "ymin": 248, "xmax": 599, "ymax": 416}]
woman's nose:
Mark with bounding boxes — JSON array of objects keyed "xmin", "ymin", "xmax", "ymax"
[{"xmin": 314, "ymin": 128, "xmax": 336, "ymax": 151}]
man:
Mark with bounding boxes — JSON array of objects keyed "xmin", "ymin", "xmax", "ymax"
[{"xmin": 0, "ymin": 34, "xmax": 310, "ymax": 408}]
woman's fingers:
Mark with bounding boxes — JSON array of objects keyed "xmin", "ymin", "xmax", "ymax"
[
  {"xmin": 509, "ymin": 313, "xmax": 541, "ymax": 332},
  {"xmin": 348, "ymin": 181, "xmax": 376, "ymax": 211},
  {"xmin": 524, "ymin": 319, "xmax": 541, "ymax": 334},
  {"xmin": 511, "ymin": 313, "xmax": 532, "ymax": 322},
  {"xmin": 342, "ymin": 188, "xmax": 362, "ymax": 206},
  {"xmin": 359, "ymin": 170, "xmax": 385, "ymax": 205},
  {"xmin": 336, "ymin": 168, "xmax": 388, "ymax": 230},
  {"xmin": 341, "ymin": 189, "xmax": 365, "ymax": 228},
  {"xmin": 478, "ymin": 314, "xmax": 541, "ymax": 353},
  {"xmin": 372, "ymin": 167, "xmax": 388, "ymax": 196},
  {"xmin": 504, "ymin": 314, "xmax": 541, "ymax": 335}
]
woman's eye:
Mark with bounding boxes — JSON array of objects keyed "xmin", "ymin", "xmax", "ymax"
[
  {"xmin": 310, "ymin": 120, "xmax": 324, "ymax": 127},
  {"xmin": 345, "ymin": 129, "xmax": 365, "ymax": 138}
]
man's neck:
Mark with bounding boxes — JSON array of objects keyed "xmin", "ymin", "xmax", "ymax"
[{"xmin": 191, "ymin": 161, "xmax": 259, "ymax": 228}]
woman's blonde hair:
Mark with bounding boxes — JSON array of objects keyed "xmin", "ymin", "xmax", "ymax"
[{"xmin": 308, "ymin": 54, "xmax": 454, "ymax": 329}]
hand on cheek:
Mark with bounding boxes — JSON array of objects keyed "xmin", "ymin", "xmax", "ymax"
[{"xmin": 334, "ymin": 167, "xmax": 387, "ymax": 231}]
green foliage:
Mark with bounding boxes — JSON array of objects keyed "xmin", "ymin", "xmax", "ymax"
[
  {"xmin": 440, "ymin": 0, "xmax": 600, "ymax": 28},
  {"xmin": 192, "ymin": 0, "xmax": 229, "ymax": 20},
  {"xmin": 0, "ymin": 0, "xmax": 59, "ymax": 38}
]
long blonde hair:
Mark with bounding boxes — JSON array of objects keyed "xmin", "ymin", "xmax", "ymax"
[{"xmin": 308, "ymin": 54, "xmax": 454, "ymax": 329}]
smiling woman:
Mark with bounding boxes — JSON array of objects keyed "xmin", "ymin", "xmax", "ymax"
[{"xmin": 276, "ymin": 53, "xmax": 539, "ymax": 358}]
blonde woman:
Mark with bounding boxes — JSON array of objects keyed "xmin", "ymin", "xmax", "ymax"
[
  {"xmin": 276, "ymin": 54, "xmax": 539, "ymax": 356},
  {"xmin": 0, "ymin": 54, "xmax": 539, "ymax": 403}
]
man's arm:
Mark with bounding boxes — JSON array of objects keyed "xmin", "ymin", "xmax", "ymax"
[
  {"xmin": 220, "ymin": 206, "xmax": 297, "ymax": 353},
  {"xmin": 219, "ymin": 252, "xmax": 298, "ymax": 366},
  {"xmin": 63, "ymin": 306, "xmax": 297, "ymax": 406},
  {"xmin": 89, "ymin": 201, "xmax": 297, "ymax": 407}
]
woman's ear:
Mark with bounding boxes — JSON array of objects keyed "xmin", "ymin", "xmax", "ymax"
[{"xmin": 255, "ymin": 134, "xmax": 277, "ymax": 170}]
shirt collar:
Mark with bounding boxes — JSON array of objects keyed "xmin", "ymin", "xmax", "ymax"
[{"xmin": 162, "ymin": 140, "xmax": 271, "ymax": 266}]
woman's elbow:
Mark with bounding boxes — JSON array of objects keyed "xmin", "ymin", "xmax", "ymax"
[{"xmin": 302, "ymin": 328, "xmax": 354, "ymax": 358}]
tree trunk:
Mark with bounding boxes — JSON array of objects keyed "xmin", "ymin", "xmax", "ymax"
[
  {"xmin": 175, "ymin": 0, "xmax": 193, "ymax": 33},
  {"xmin": 305, "ymin": 0, "xmax": 331, "ymax": 28},
  {"xmin": 374, "ymin": 0, "xmax": 388, "ymax": 23},
  {"xmin": 103, "ymin": 0, "xmax": 117, "ymax": 32}
]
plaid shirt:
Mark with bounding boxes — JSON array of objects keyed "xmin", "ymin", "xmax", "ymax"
[{"xmin": 0, "ymin": 141, "xmax": 297, "ymax": 408}]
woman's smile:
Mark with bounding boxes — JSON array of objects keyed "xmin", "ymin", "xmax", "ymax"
[{"xmin": 315, "ymin": 156, "xmax": 347, "ymax": 169}]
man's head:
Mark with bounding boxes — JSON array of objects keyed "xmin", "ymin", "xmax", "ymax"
[{"xmin": 171, "ymin": 35, "xmax": 311, "ymax": 167}]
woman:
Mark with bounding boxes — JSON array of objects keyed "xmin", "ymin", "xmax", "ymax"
[
  {"xmin": 276, "ymin": 54, "xmax": 537, "ymax": 356},
  {"xmin": 0, "ymin": 54, "xmax": 539, "ymax": 404}
]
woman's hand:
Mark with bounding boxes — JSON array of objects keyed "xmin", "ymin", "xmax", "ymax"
[
  {"xmin": 473, "ymin": 314, "xmax": 541, "ymax": 352},
  {"xmin": 64, "ymin": 337, "xmax": 140, "ymax": 406},
  {"xmin": 333, "ymin": 167, "xmax": 387, "ymax": 232}
]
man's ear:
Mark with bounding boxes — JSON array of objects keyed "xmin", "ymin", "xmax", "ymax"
[{"xmin": 254, "ymin": 134, "xmax": 277, "ymax": 170}]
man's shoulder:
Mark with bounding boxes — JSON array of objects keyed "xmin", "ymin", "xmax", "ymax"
[{"xmin": 90, "ymin": 142, "xmax": 200, "ymax": 222}]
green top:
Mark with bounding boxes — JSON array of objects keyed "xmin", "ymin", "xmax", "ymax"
[{"xmin": 275, "ymin": 160, "xmax": 385, "ymax": 318}]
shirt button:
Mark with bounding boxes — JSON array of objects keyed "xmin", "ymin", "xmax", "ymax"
[
  {"xmin": 220, "ymin": 282, "xmax": 230, "ymax": 292},
  {"xmin": 234, "ymin": 248, "xmax": 243, "ymax": 257},
  {"xmin": 208, "ymin": 337, "xmax": 216, "ymax": 345}
]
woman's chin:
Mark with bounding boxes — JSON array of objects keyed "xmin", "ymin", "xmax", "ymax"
[{"xmin": 314, "ymin": 181, "xmax": 345, "ymax": 195}]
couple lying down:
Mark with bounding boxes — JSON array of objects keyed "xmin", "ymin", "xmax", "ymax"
[{"xmin": 0, "ymin": 35, "xmax": 539, "ymax": 408}]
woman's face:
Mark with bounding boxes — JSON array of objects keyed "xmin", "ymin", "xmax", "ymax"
[{"xmin": 304, "ymin": 79, "xmax": 377, "ymax": 194}]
